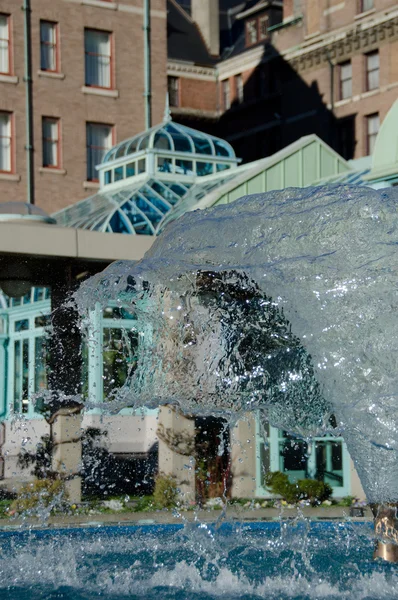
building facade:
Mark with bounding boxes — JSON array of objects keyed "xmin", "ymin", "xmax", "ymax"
[
  {"xmin": 168, "ymin": 0, "xmax": 398, "ymax": 164},
  {"xmin": 0, "ymin": 0, "xmax": 167, "ymax": 214}
]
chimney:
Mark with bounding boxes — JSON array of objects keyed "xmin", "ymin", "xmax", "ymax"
[
  {"xmin": 283, "ymin": 0, "xmax": 294, "ymax": 20},
  {"xmin": 191, "ymin": 0, "xmax": 220, "ymax": 56}
]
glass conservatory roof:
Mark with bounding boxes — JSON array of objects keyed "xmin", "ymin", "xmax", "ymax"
[
  {"xmin": 54, "ymin": 171, "xmax": 243, "ymax": 235},
  {"xmin": 103, "ymin": 119, "xmax": 236, "ymax": 164}
]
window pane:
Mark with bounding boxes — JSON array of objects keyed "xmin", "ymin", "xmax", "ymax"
[
  {"xmin": 86, "ymin": 123, "xmax": 113, "ymax": 180},
  {"xmin": 40, "ymin": 21, "xmax": 57, "ymax": 71},
  {"xmin": 168, "ymin": 76, "xmax": 179, "ymax": 107},
  {"xmin": 247, "ymin": 19, "xmax": 257, "ymax": 44},
  {"xmin": 236, "ymin": 74, "xmax": 244, "ymax": 103},
  {"xmin": 102, "ymin": 328, "xmax": 138, "ymax": 399},
  {"xmin": 22, "ymin": 339, "xmax": 29, "ymax": 413},
  {"xmin": 15, "ymin": 319, "xmax": 29, "ymax": 332},
  {"xmin": 0, "ymin": 112, "xmax": 11, "ymax": 171},
  {"xmin": 35, "ymin": 336, "xmax": 48, "ymax": 395},
  {"xmin": 176, "ymin": 159, "xmax": 193, "ymax": 174},
  {"xmin": 42, "ymin": 117, "xmax": 59, "ymax": 167},
  {"xmin": 196, "ymin": 161, "xmax": 213, "ymax": 176},
  {"xmin": 367, "ymin": 52, "xmax": 379, "ymax": 90},
  {"xmin": 367, "ymin": 113, "xmax": 379, "ymax": 155},
  {"xmin": 14, "ymin": 339, "xmax": 21, "ymax": 412},
  {"xmin": 157, "ymin": 156, "xmax": 172, "ymax": 173},
  {"xmin": 114, "ymin": 166, "xmax": 123, "ymax": 181},
  {"xmin": 222, "ymin": 80, "xmax": 230, "ymax": 110},
  {"xmin": 0, "ymin": 14, "xmax": 9, "ymax": 74},
  {"xmin": 362, "ymin": 0, "xmax": 374, "ymax": 11},
  {"xmin": 126, "ymin": 162, "xmax": 135, "ymax": 178},
  {"xmin": 259, "ymin": 16, "xmax": 268, "ymax": 39},
  {"xmin": 85, "ymin": 29, "xmax": 111, "ymax": 88}
]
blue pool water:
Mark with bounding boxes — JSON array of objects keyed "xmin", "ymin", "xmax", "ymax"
[{"xmin": 0, "ymin": 521, "xmax": 396, "ymax": 600}]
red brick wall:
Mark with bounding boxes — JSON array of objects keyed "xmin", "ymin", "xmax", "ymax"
[
  {"xmin": 179, "ymin": 78, "xmax": 217, "ymax": 112},
  {"xmin": 0, "ymin": 0, "xmax": 167, "ymax": 214}
]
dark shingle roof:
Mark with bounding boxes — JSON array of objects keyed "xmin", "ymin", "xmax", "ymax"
[{"xmin": 167, "ymin": 0, "xmax": 217, "ymax": 65}]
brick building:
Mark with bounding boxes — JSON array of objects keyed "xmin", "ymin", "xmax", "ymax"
[
  {"xmin": 0, "ymin": 0, "xmax": 167, "ymax": 214},
  {"xmin": 168, "ymin": 0, "xmax": 398, "ymax": 164},
  {"xmin": 2, "ymin": 0, "xmax": 398, "ymax": 216}
]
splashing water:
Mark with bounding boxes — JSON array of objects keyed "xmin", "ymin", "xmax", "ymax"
[
  {"xmin": 76, "ymin": 185, "xmax": 398, "ymax": 505},
  {"xmin": 0, "ymin": 522, "xmax": 396, "ymax": 600}
]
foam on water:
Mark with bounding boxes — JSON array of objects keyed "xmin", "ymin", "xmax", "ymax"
[{"xmin": 76, "ymin": 185, "xmax": 398, "ymax": 504}]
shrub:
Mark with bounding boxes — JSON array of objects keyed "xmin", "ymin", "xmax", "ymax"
[
  {"xmin": 265, "ymin": 471, "xmax": 333, "ymax": 506},
  {"xmin": 339, "ymin": 495, "xmax": 356, "ymax": 507},
  {"xmin": 153, "ymin": 474, "xmax": 178, "ymax": 508},
  {"xmin": 265, "ymin": 471, "xmax": 301, "ymax": 504},
  {"xmin": 297, "ymin": 479, "xmax": 333, "ymax": 506},
  {"xmin": 10, "ymin": 479, "xmax": 67, "ymax": 514}
]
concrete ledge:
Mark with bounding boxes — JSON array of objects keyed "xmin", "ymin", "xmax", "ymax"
[
  {"xmin": 0, "ymin": 505, "xmax": 373, "ymax": 529},
  {"xmin": 0, "ymin": 222, "xmax": 155, "ymax": 262}
]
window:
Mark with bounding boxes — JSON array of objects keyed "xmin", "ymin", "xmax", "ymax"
[
  {"xmin": 337, "ymin": 115, "xmax": 356, "ymax": 160},
  {"xmin": 339, "ymin": 61, "xmax": 352, "ymax": 100},
  {"xmin": 246, "ymin": 19, "xmax": 258, "ymax": 45},
  {"xmin": 86, "ymin": 123, "xmax": 113, "ymax": 181},
  {"xmin": 168, "ymin": 76, "xmax": 180, "ymax": 107},
  {"xmin": 40, "ymin": 21, "xmax": 58, "ymax": 72},
  {"xmin": 259, "ymin": 15, "xmax": 269, "ymax": 40},
  {"xmin": 0, "ymin": 112, "xmax": 12, "ymax": 172},
  {"xmin": 222, "ymin": 79, "xmax": 231, "ymax": 110},
  {"xmin": 366, "ymin": 113, "xmax": 379, "ymax": 155},
  {"xmin": 42, "ymin": 117, "xmax": 60, "ymax": 168},
  {"xmin": 366, "ymin": 51, "xmax": 379, "ymax": 91},
  {"xmin": 0, "ymin": 14, "xmax": 10, "ymax": 74},
  {"xmin": 360, "ymin": 0, "xmax": 374, "ymax": 12},
  {"xmin": 235, "ymin": 74, "xmax": 244, "ymax": 104},
  {"xmin": 84, "ymin": 29, "xmax": 112, "ymax": 88},
  {"xmin": 258, "ymin": 69, "xmax": 267, "ymax": 98}
]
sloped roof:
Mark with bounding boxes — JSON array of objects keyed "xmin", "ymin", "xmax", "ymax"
[
  {"xmin": 53, "ymin": 171, "xmax": 243, "ymax": 235},
  {"xmin": 177, "ymin": 134, "xmax": 353, "ymax": 213},
  {"xmin": 167, "ymin": 0, "xmax": 217, "ymax": 65}
]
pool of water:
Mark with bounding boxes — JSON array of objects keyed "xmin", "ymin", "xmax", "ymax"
[{"xmin": 0, "ymin": 521, "xmax": 396, "ymax": 600}]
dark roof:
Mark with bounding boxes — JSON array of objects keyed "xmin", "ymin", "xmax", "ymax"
[{"xmin": 167, "ymin": 0, "xmax": 217, "ymax": 66}]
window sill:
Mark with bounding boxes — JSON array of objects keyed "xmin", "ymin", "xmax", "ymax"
[
  {"xmin": 81, "ymin": 0, "xmax": 117, "ymax": 9},
  {"xmin": 362, "ymin": 88, "xmax": 379, "ymax": 98},
  {"xmin": 38, "ymin": 70, "xmax": 65, "ymax": 80},
  {"xmin": 0, "ymin": 74, "xmax": 18, "ymax": 84},
  {"xmin": 354, "ymin": 8, "xmax": 376, "ymax": 20},
  {"xmin": 0, "ymin": 173, "xmax": 20, "ymax": 182},
  {"xmin": 83, "ymin": 180, "xmax": 100, "ymax": 190},
  {"xmin": 334, "ymin": 97, "xmax": 352, "ymax": 108},
  {"xmin": 39, "ymin": 167, "xmax": 67, "ymax": 175},
  {"xmin": 81, "ymin": 86, "xmax": 119, "ymax": 98}
]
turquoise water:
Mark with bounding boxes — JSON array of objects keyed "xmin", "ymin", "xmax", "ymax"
[{"xmin": 0, "ymin": 521, "xmax": 396, "ymax": 599}]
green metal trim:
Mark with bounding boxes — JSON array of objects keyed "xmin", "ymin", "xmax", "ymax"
[{"xmin": 268, "ymin": 15, "xmax": 303, "ymax": 32}]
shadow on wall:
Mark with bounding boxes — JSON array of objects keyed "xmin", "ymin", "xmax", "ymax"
[{"xmin": 175, "ymin": 41, "xmax": 357, "ymax": 163}]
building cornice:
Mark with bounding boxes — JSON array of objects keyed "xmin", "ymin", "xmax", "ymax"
[
  {"xmin": 283, "ymin": 9, "xmax": 398, "ymax": 71},
  {"xmin": 216, "ymin": 45, "xmax": 273, "ymax": 79},
  {"xmin": 211, "ymin": 8, "xmax": 398, "ymax": 80},
  {"xmin": 170, "ymin": 106, "xmax": 220, "ymax": 120},
  {"xmin": 167, "ymin": 60, "xmax": 217, "ymax": 81}
]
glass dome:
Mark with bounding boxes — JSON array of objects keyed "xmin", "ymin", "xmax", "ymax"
[{"xmin": 103, "ymin": 120, "xmax": 236, "ymax": 164}]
